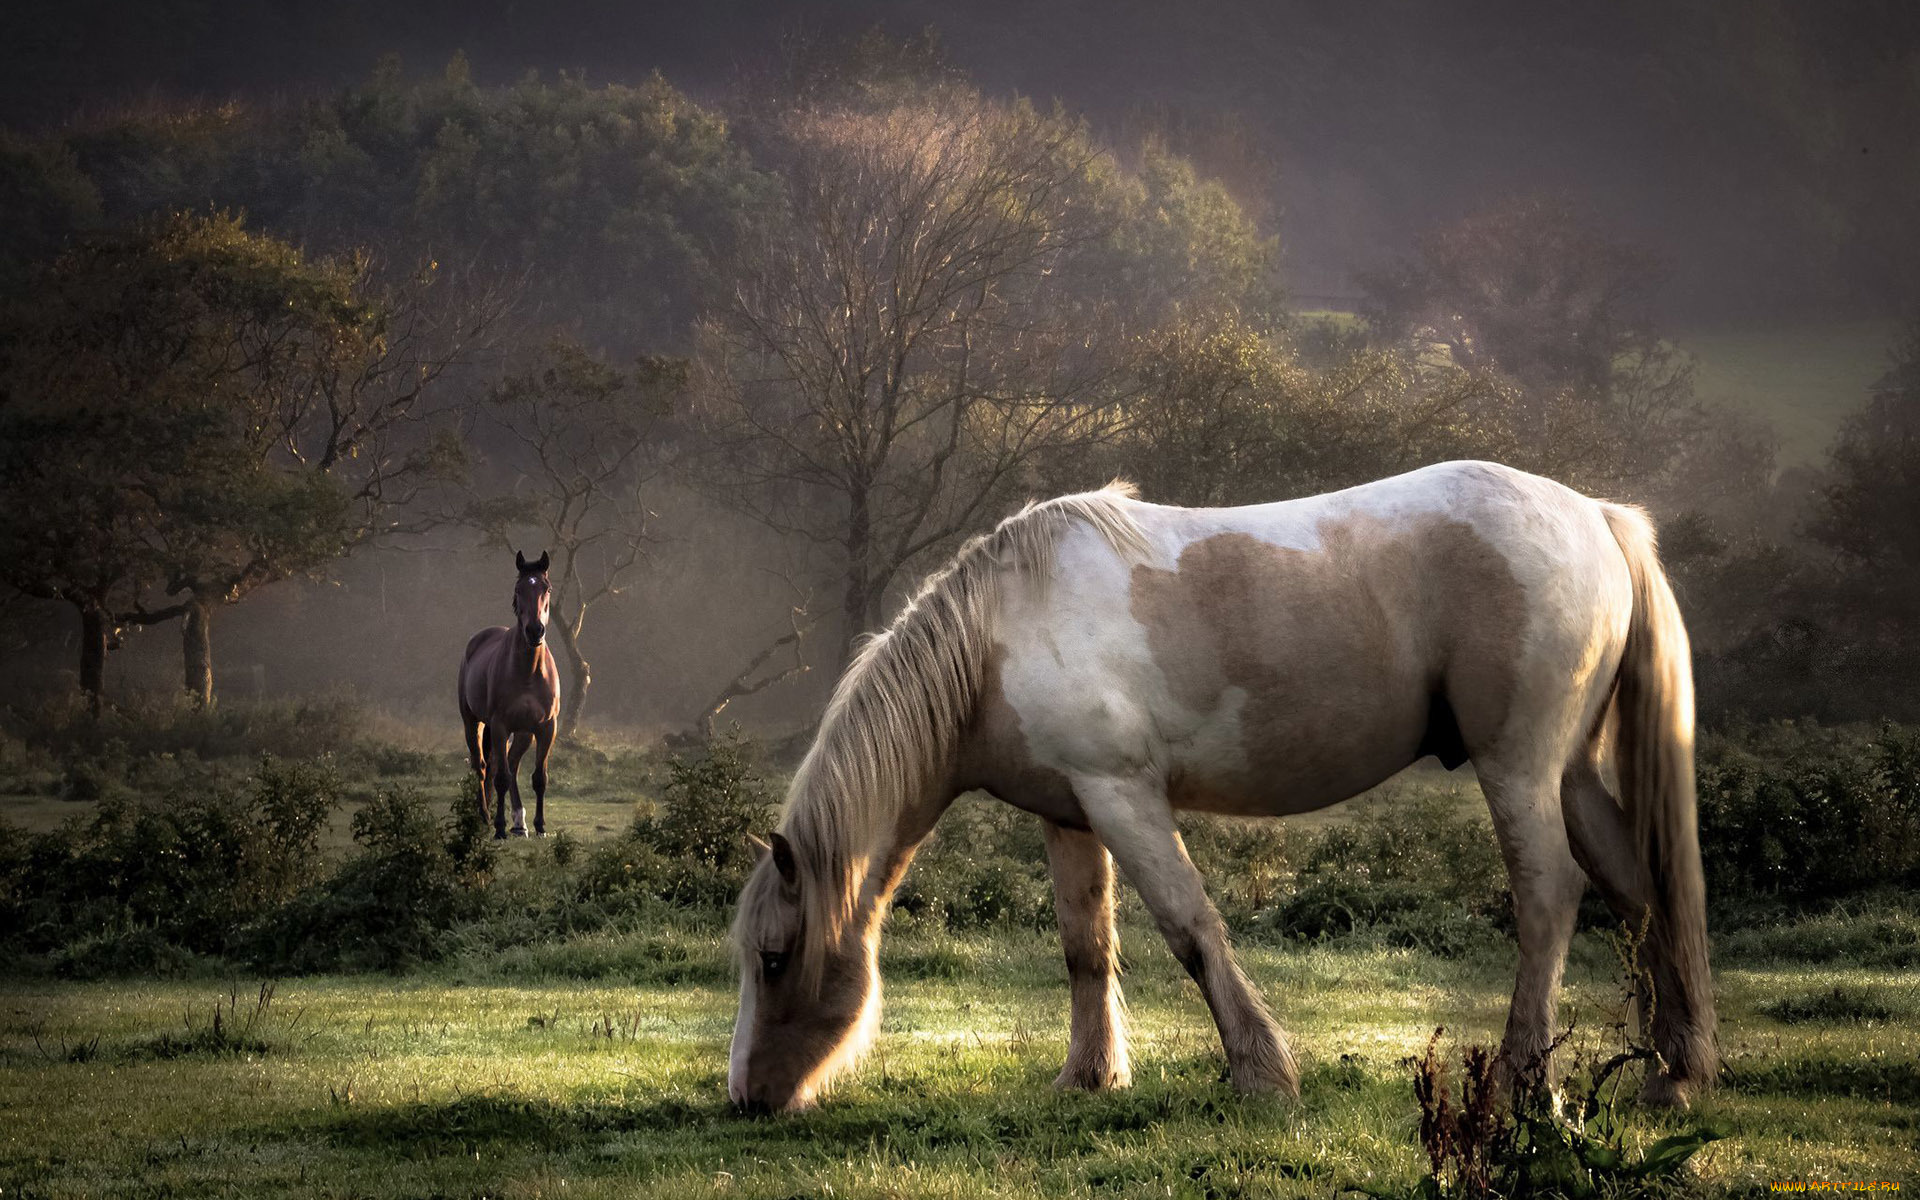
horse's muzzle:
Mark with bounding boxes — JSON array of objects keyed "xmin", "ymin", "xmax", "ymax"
[{"xmin": 523, "ymin": 623, "xmax": 546, "ymax": 647}]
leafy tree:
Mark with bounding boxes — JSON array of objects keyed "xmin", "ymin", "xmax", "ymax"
[
  {"xmin": 0, "ymin": 212, "xmax": 480, "ymax": 707},
  {"xmin": 461, "ymin": 338, "xmax": 681, "ymax": 738},
  {"xmin": 697, "ymin": 34, "xmax": 1278, "ymax": 664},
  {"xmin": 1359, "ymin": 195, "xmax": 1696, "ymax": 484},
  {"xmin": 0, "ymin": 131, "xmax": 100, "ymax": 292},
  {"xmin": 35, "ymin": 56, "xmax": 775, "ymax": 356},
  {"xmin": 1098, "ymin": 317, "xmax": 1519, "ymax": 507},
  {"xmin": 1815, "ymin": 321, "xmax": 1920, "ymax": 590}
]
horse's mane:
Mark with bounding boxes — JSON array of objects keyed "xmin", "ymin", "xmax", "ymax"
[{"xmin": 737, "ymin": 483, "xmax": 1149, "ymax": 987}]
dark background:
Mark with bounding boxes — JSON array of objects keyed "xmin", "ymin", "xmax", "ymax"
[{"xmin": 7, "ymin": 0, "xmax": 1916, "ymax": 324}]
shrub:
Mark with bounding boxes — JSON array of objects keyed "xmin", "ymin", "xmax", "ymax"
[
  {"xmin": 1697, "ymin": 722, "xmax": 1920, "ymax": 905},
  {"xmin": 894, "ymin": 799, "xmax": 1053, "ymax": 930},
  {"xmin": 1380, "ymin": 1027, "xmax": 1720, "ymax": 1200},
  {"xmin": 237, "ymin": 782, "xmax": 495, "ymax": 973},
  {"xmin": 581, "ymin": 733, "xmax": 776, "ymax": 909},
  {"xmin": 1263, "ymin": 787, "xmax": 1508, "ymax": 956},
  {"xmin": 2, "ymin": 691, "xmax": 369, "ymax": 762},
  {"xmin": 0, "ymin": 754, "xmax": 338, "ymax": 962}
]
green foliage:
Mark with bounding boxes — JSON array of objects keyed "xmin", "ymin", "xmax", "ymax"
[
  {"xmin": 1356, "ymin": 194, "xmax": 1697, "ymax": 488},
  {"xmin": 1758, "ymin": 984, "xmax": 1909, "ymax": 1025},
  {"xmin": 1096, "ymin": 316, "xmax": 1521, "ymax": 508},
  {"xmin": 238, "ymin": 782, "xmax": 495, "ymax": 974},
  {"xmin": 0, "ymin": 130, "xmax": 99, "ymax": 290},
  {"xmin": 1716, "ymin": 898, "xmax": 1920, "ymax": 968},
  {"xmin": 0, "ymin": 691, "xmax": 370, "ymax": 768},
  {"xmin": 580, "ymin": 733, "xmax": 776, "ymax": 909},
  {"xmin": 32, "ymin": 59, "xmax": 776, "ymax": 353},
  {"xmin": 895, "ymin": 799, "xmax": 1054, "ymax": 930},
  {"xmin": 0, "ymin": 210, "xmax": 442, "ymax": 703},
  {"xmin": 0, "ymin": 755, "xmax": 337, "ymax": 969},
  {"xmin": 1696, "ymin": 722, "xmax": 1920, "ymax": 905},
  {"xmin": 1264, "ymin": 789, "xmax": 1508, "ymax": 957}
]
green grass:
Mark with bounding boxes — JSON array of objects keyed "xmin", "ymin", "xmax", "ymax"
[{"xmin": 2, "ymin": 927, "xmax": 1914, "ymax": 1198}]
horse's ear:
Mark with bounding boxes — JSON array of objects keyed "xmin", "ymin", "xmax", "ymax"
[
  {"xmin": 515, "ymin": 550, "xmax": 529, "ymax": 574},
  {"xmin": 534, "ymin": 551, "xmax": 550, "ymax": 574},
  {"xmin": 744, "ymin": 832, "xmax": 771, "ymax": 861},
  {"xmin": 769, "ymin": 832, "xmax": 798, "ymax": 885}
]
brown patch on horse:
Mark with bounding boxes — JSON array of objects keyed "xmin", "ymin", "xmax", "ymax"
[
  {"xmin": 1128, "ymin": 516, "xmax": 1526, "ymax": 812},
  {"xmin": 954, "ymin": 645, "xmax": 1085, "ymax": 826}
]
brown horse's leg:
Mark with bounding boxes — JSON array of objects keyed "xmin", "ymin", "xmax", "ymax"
[
  {"xmin": 465, "ymin": 714, "xmax": 487, "ymax": 824},
  {"xmin": 1043, "ymin": 820, "xmax": 1129, "ymax": 1090},
  {"xmin": 488, "ymin": 727, "xmax": 510, "ymax": 839},
  {"xmin": 531, "ymin": 721, "xmax": 555, "ymax": 837},
  {"xmin": 506, "ymin": 732, "xmax": 532, "ymax": 836}
]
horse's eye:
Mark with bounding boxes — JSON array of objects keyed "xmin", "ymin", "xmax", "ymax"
[{"xmin": 760, "ymin": 951, "xmax": 789, "ymax": 981}]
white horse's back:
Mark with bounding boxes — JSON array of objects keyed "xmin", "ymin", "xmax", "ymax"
[{"xmin": 980, "ymin": 461, "xmax": 1628, "ymax": 820}]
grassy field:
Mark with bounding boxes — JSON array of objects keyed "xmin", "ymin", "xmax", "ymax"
[
  {"xmin": 3, "ymin": 712, "xmax": 1917, "ymax": 1198},
  {"xmin": 2, "ymin": 907, "xmax": 1916, "ymax": 1199}
]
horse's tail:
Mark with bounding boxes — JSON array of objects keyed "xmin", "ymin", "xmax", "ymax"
[{"xmin": 1601, "ymin": 502, "xmax": 1717, "ymax": 1102}]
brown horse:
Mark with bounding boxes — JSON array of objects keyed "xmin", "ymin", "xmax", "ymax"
[{"xmin": 459, "ymin": 550, "xmax": 561, "ymax": 839}]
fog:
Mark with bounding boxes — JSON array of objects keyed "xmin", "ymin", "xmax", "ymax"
[{"xmin": 2, "ymin": 1, "xmax": 1916, "ymax": 735}]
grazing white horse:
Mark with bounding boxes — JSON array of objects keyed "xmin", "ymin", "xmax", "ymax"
[{"xmin": 729, "ymin": 461, "xmax": 1716, "ymax": 1112}]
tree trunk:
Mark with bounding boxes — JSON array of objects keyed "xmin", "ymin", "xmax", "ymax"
[
  {"xmin": 552, "ymin": 619, "xmax": 591, "ymax": 741},
  {"xmin": 78, "ymin": 603, "xmax": 109, "ymax": 716},
  {"xmin": 838, "ymin": 484, "xmax": 873, "ymax": 669},
  {"xmin": 183, "ymin": 597, "xmax": 214, "ymax": 708}
]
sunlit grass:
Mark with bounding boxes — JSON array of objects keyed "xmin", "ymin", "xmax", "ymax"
[{"xmin": 2, "ymin": 927, "xmax": 1914, "ymax": 1199}]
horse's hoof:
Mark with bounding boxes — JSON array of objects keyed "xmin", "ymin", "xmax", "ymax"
[
  {"xmin": 1639, "ymin": 1072, "xmax": 1694, "ymax": 1109},
  {"xmin": 510, "ymin": 828, "xmax": 529, "ymax": 838},
  {"xmin": 493, "ymin": 831, "xmax": 508, "ymax": 841}
]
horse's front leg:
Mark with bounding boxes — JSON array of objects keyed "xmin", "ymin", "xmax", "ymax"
[
  {"xmin": 489, "ymin": 729, "xmax": 511, "ymax": 839},
  {"xmin": 505, "ymin": 732, "xmax": 533, "ymax": 836},
  {"xmin": 1043, "ymin": 820, "xmax": 1130, "ymax": 1090},
  {"xmin": 1077, "ymin": 772, "xmax": 1298, "ymax": 1096},
  {"xmin": 530, "ymin": 721, "xmax": 555, "ymax": 837}
]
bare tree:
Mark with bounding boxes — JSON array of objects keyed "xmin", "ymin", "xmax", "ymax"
[
  {"xmin": 694, "ymin": 574, "xmax": 820, "ymax": 737},
  {"xmin": 694, "ymin": 96, "xmax": 1125, "ymax": 663},
  {"xmin": 463, "ymin": 338, "xmax": 681, "ymax": 739}
]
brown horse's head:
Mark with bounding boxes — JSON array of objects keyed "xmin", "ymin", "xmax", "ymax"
[
  {"xmin": 728, "ymin": 832, "xmax": 880, "ymax": 1112},
  {"xmin": 512, "ymin": 551, "xmax": 552, "ymax": 648}
]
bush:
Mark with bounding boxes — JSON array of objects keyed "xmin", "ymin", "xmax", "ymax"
[
  {"xmin": 580, "ymin": 733, "xmax": 776, "ymax": 909},
  {"xmin": 2, "ymin": 691, "xmax": 369, "ymax": 762},
  {"xmin": 238, "ymin": 782, "xmax": 495, "ymax": 973},
  {"xmin": 0, "ymin": 754, "xmax": 338, "ymax": 962},
  {"xmin": 894, "ymin": 798, "xmax": 1053, "ymax": 930},
  {"xmin": 1697, "ymin": 722, "xmax": 1920, "ymax": 906},
  {"xmin": 1263, "ymin": 787, "xmax": 1508, "ymax": 956}
]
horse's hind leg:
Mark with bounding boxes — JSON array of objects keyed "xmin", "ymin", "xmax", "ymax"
[
  {"xmin": 464, "ymin": 715, "xmax": 488, "ymax": 823},
  {"xmin": 1043, "ymin": 820, "xmax": 1129, "ymax": 1090},
  {"xmin": 1564, "ymin": 748, "xmax": 1708, "ymax": 1105},
  {"xmin": 1562, "ymin": 754, "xmax": 1649, "ymax": 923},
  {"xmin": 1480, "ymin": 755, "xmax": 1589, "ymax": 1088},
  {"xmin": 506, "ymin": 732, "xmax": 533, "ymax": 836},
  {"xmin": 1077, "ymin": 772, "xmax": 1297, "ymax": 1096}
]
